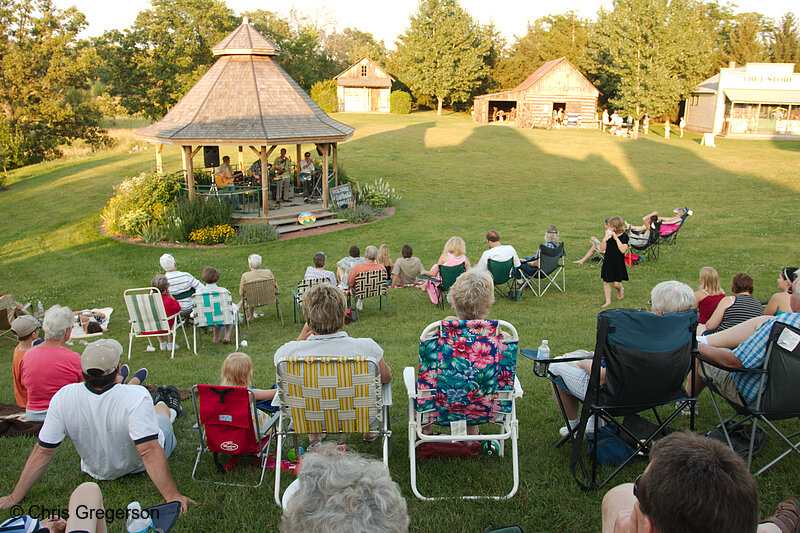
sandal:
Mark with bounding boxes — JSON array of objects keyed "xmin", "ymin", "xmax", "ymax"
[
  {"xmin": 362, "ymin": 432, "xmax": 380, "ymax": 442},
  {"xmin": 763, "ymin": 498, "xmax": 800, "ymax": 533}
]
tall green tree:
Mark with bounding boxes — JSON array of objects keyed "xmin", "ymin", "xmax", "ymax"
[
  {"xmin": 725, "ymin": 12, "xmax": 768, "ymax": 65},
  {"xmin": 98, "ymin": 0, "xmax": 237, "ymax": 119},
  {"xmin": 587, "ymin": 0, "xmax": 712, "ymax": 117},
  {"xmin": 493, "ymin": 12, "xmax": 589, "ymax": 90},
  {"xmin": 394, "ymin": 0, "xmax": 489, "ymax": 115},
  {"xmin": 768, "ymin": 12, "xmax": 800, "ymax": 69},
  {"xmin": 0, "ymin": 0, "xmax": 107, "ymax": 170},
  {"xmin": 324, "ymin": 27, "xmax": 388, "ymax": 71}
]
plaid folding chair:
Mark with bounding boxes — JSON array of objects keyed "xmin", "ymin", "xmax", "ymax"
[
  {"xmin": 241, "ymin": 278, "xmax": 283, "ymax": 329},
  {"xmin": 192, "ymin": 384, "xmax": 278, "ymax": 488},
  {"xmin": 191, "ymin": 291, "xmax": 239, "ymax": 353},
  {"xmin": 273, "ymin": 356, "xmax": 391, "ymax": 506},
  {"xmin": 291, "ymin": 278, "xmax": 330, "ymax": 331},
  {"xmin": 123, "ymin": 287, "xmax": 189, "ymax": 359},
  {"xmin": 404, "ymin": 319, "xmax": 523, "ymax": 500},
  {"xmin": 350, "ymin": 269, "xmax": 390, "ymax": 320}
]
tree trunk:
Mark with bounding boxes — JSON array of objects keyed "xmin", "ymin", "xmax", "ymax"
[{"xmin": 437, "ymin": 97, "xmax": 443, "ymax": 116}]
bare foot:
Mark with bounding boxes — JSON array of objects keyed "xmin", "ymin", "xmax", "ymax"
[
  {"xmin": 617, "ymin": 287, "xmax": 625, "ymax": 300},
  {"xmin": 601, "ymin": 301, "xmax": 611, "ymax": 308}
]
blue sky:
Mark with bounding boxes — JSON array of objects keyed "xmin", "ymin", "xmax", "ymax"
[{"xmin": 56, "ymin": 0, "xmax": 798, "ymax": 48}]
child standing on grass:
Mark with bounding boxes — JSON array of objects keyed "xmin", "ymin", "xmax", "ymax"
[
  {"xmin": 220, "ymin": 352, "xmax": 276, "ymax": 437},
  {"xmin": 664, "ymin": 119, "xmax": 671, "ymax": 140},
  {"xmin": 198, "ymin": 266, "xmax": 233, "ymax": 344},
  {"xmin": 600, "ymin": 216, "xmax": 629, "ymax": 308}
]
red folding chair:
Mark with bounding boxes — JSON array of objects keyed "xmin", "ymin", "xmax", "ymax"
[{"xmin": 191, "ymin": 384, "xmax": 278, "ymax": 488}]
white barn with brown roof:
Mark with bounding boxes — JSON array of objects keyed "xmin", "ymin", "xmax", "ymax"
[
  {"xmin": 335, "ymin": 58, "xmax": 393, "ymax": 113},
  {"xmin": 134, "ymin": 20, "xmax": 354, "ymax": 217},
  {"xmin": 473, "ymin": 57, "xmax": 599, "ymax": 128}
]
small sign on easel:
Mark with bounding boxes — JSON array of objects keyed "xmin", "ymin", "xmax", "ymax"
[{"xmin": 329, "ymin": 184, "xmax": 354, "ymax": 209}]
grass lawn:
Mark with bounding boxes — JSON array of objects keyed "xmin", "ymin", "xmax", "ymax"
[{"xmin": 2, "ymin": 111, "xmax": 800, "ymax": 532}]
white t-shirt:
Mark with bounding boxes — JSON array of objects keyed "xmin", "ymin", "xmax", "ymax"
[
  {"xmin": 274, "ymin": 331, "xmax": 384, "ymax": 368},
  {"xmin": 476, "ymin": 244, "xmax": 521, "ymax": 270},
  {"xmin": 197, "ymin": 283, "xmax": 231, "ymax": 297},
  {"xmin": 38, "ymin": 383, "xmax": 163, "ymax": 480}
]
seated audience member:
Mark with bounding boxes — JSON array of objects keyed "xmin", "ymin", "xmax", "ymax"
[
  {"xmin": 348, "ymin": 246, "xmax": 386, "ymax": 310},
  {"xmin": 601, "ymin": 431, "xmax": 799, "ymax": 533},
  {"xmin": 704, "ymin": 272, "xmax": 763, "ymax": 333},
  {"xmin": 391, "ymin": 244, "xmax": 425, "ymax": 288},
  {"xmin": 159, "ymin": 253, "xmax": 201, "ymax": 318},
  {"xmin": 421, "ymin": 237, "xmax": 470, "ymax": 301},
  {"xmin": 11, "ymin": 315, "xmax": 39, "ymax": 409},
  {"xmin": 765, "ymin": 267, "xmax": 798, "ymax": 316},
  {"xmin": 280, "ymin": 443, "xmax": 409, "ymax": 533},
  {"xmin": 519, "ymin": 225, "xmax": 560, "ymax": 275},
  {"xmin": 238, "ymin": 253, "xmax": 277, "ymax": 321},
  {"xmin": 0, "ymin": 293, "xmax": 32, "ymax": 319},
  {"xmin": 198, "ymin": 266, "xmax": 233, "ymax": 344},
  {"xmin": 695, "ymin": 266, "xmax": 726, "ymax": 334},
  {"xmin": 376, "ymin": 244, "xmax": 394, "ymax": 284},
  {"xmin": 0, "ymin": 339, "xmax": 195, "ymax": 512},
  {"xmin": 550, "ymin": 281, "xmax": 696, "ymax": 436},
  {"xmin": 656, "ymin": 207, "xmax": 689, "ymax": 233},
  {"xmin": 151, "ymin": 275, "xmax": 182, "ymax": 352},
  {"xmin": 220, "ymin": 352, "xmax": 275, "ymax": 437},
  {"xmin": 20, "ymin": 305, "xmax": 83, "ymax": 421},
  {"xmin": 74, "ymin": 309, "xmax": 106, "ymax": 334},
  {"xmin": 337, "ymin": 245, "xmax": 365, "ymax": 289},
  {"xmin": 627, "ymin": 212, "xmax": 659, "ymax": 247},
  {"xmin": 476, "ymin": 231, "xmax": 521, "ymax": 277},
  {"xmin": 691, "ymin": 277, "xmax": 800, "ymax": 407},
  {"xmin": 304, "ymin": 252, "xmax": 337, "ymax": 285},
  {"xmin": 274, "ymin": 283, "xmax": 392, "ymax": 442},
  {"xmin": 574, "ymin": 217, "xmax": 611, "ymax": 264}
]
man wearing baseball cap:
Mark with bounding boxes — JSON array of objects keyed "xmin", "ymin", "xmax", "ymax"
[{"xmin": 0, "ymin": 339, "xmax": 196, "ymax": 512}]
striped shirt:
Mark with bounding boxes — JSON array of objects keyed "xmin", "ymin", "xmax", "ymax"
[
  {"xmin": 304, "ymin": 267, "xmax": 336, "ymax": 285},
  {"xmin": 734, "ymin": 312, "xmax": 800, "ymax": 404},
  {"xmin": 718, "ymin": 294, "xmax": 763, "ymax": 331},
  {"xmin": 165, "ymin": 270, "xmax": 202, "ymax": 310}
]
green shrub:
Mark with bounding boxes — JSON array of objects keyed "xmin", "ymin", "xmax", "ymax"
[
  {"xmin": 140, "ymin": 221, "xmax": 167, "ymax": 244},
  {"xmin": 332, "ymin": 204, "xmax": 385, "ymax": 223},
  {"xmin": 390, "ymin": 91, "xmax": 412, "ymax": 114},
  {"xmin": 226, "ymin": 223, "xmax": 279, "ymax": 245},
  {"xmin": 166, "ymin": 197, "xmax": 234, "ymax": 242},
  {"xmin": 101, "ymin": 172, "xmax": 182, "ymax": 237},
  {"xmin": 310, "ymin": 79, "xmax": 338, "ymax": 114},
  {"xmin": 193, "ymin": 169, "xmax": 212, "ymax": 186},
  {"xmin": 359, "ymin": 177, "xmax": 402, "ymax": 208}
]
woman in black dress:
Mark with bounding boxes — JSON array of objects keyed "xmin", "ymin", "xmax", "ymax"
[{"xmin": 600, "ymin": 216, "xmax": 629, "ymax": 307}]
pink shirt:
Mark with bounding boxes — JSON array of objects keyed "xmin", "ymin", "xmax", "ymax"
[{"xmin": 21, "ymin": 344, "xmax": 83, "ymax": 411}]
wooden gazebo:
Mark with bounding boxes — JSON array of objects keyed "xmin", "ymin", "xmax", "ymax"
[{"xmin": 134, "ymin": 20, "xmax": 354, "ymax": 217}]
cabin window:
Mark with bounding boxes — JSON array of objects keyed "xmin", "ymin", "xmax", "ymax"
[
  {"xmin": 361, "ymin": 65, "xmax": 367, "ymax": 76},
  {"xmin": 691, "ymin": 96, "xmax": 699, "ymax": 106}
]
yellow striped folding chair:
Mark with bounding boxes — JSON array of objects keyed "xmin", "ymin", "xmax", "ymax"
[
  {"xmin": 273, "ymin": 356, "xmax": 391, "ymax": 506},
  {"xmin": 124, "ymin": 287, "xmax": 189, "ymax": 360},
  {"xmin": 191, "ymin": 291, "xmax": 239, "ymax": 353}
]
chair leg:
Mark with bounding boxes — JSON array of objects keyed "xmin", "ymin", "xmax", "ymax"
[
  {"xmin": 193, "ymin": 326, "xmax": 198, "ymax": 355},
  {"xmin": 385, "ymin": 293, "xmax": 391, "ymax": 315},
  {"xmin": 277, "ymin": 302, "xmax": 284, "ymax": 327},
  {"xmin": 128, "ymin": 330, "xmax": 134, "ymax": 361},
  {"xmin": 274, "ymin": 433, "xmax": 284, "ymax": 507}
]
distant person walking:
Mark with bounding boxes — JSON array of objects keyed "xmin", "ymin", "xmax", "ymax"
[
  {"xmin": 642, "ymin": 113, "xmax": 650, "ymax": 135},
  {"xmin": 679, "ymin": 117, "xmax": 686, "ymax": 138},
  {"xmin": 664, "ymin": 119, "xmax": 671, "ymax": 140}
]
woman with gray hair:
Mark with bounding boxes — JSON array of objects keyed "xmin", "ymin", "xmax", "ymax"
[
  {"xmin": 520, "ymin": 225, "xmax": 560, "ymax": 275},
  {"xmin": 280, "ymin": 443, "xmax": 409, "ymax": 533},
  {"xmin": 447, "ymin": 268, "xmax": 495, "ymax": 320},
  {"xmin": 19, "ymin": 305, "xmax": 83, "ymax": 420}
]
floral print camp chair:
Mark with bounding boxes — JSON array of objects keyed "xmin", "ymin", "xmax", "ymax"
[{"xmin": 403, "ymin": 319, "xmax": 523, "ymax": 500}]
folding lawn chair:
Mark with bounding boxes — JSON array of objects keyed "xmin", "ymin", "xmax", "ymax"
[
  {"xmin": 291, "ymin": 278, "xmax": 329, "ymax": 331},
  {"xmin": 241, "ymin": 278, "xmax": 283, "ymax": 329},
  {"xmin": 488, "ymin": 258, "xmax": 516, "ymax": 299},
  {"xmin": 629, "ymin": 221, "xmax": 661, "ymax": 262},
  {"xmin": 191, "ymin": 291, "xmax": 239, "ymax": 353},
  {"xmin": 419, "ymin": 263, "xmax": 466, "ymax": 309},
  {"xmin": 518, "ymin": 243, "xmax": 566, "ymax": 296},
  {"xmin": 531, "ymin": 308, "xmax": 698, "ymax": 490},
  {"xmin": 273, "ymin": 356, "xmax": 392, "ymax": 506},
  {"xmin": 350, "ymin": 269, "xmax": 390, "ymax": 320},
  {"xmin": 658, "ymin": 208, "xmax": 692, "ymax": 246},
  {"xmin": 700, "ymin": 320, "xmax": 800, "ymax": 475},
  {"xmin": 0, "ymin": 295, "xmax": 16, "ymax": 342},
  {"xmin": 404, "ymin": 319, "xmax": 523, "ymax": 500},
  {"xmin": 191, "ymin": 384, "xmax": 278, "ymax": 488},
  {"xmin": 123, "ymin": 287, "xmax": 189, "ymax": 359}
]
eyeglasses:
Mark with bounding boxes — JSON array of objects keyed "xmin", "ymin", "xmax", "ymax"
[{"xmin": 633, "ymin": 474, "xmax": 643, "ymax": 499}]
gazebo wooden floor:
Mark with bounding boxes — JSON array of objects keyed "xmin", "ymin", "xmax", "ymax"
[{"xmin": 233, "ymin": 196, "xmax": 343, "ymax": 235}]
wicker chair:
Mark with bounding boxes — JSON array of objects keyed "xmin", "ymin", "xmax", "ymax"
[{"xmin": 242, "ymin": 279, "xmax": 283, "ymax": 328}]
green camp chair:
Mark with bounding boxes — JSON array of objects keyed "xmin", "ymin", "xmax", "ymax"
[
  {"xmin": 420, "ymin": 263, "xmax": 466, "ymax": 308},
  {"xmin": 488, "ymin": 258, "xmax": 516, "ymax": 299}
]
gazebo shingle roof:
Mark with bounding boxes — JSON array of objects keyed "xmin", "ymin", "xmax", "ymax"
[{"xmin": 135, "ymin": 22, "xmax": 353, "ymax": 146}]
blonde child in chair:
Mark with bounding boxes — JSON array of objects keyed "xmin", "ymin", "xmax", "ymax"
[{"xmin": 220, "ymin": 352, "xmax": 276, "ymax": 437}]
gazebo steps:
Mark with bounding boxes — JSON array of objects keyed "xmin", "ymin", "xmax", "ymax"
[
  {"xmin": 233, "ymin": 203, "xmax": 344, "ymax": 235},
  {"xmin": 274, "ymin": 218, "xmax": 344, "ymax": 235}
]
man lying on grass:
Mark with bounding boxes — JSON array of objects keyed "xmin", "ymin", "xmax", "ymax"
[{"xmin": 0, "ymin": 339, "xmax": 196, "ymax": 513}]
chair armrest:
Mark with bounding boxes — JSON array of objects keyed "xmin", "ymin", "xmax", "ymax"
[
  {"xmin": 419, "ymin": 275, "xmax": 439, "ymax": 283},
  {"xmin": 403, "ymin": 366, "xmax": 417, "ymax": 398},
  {"xmin": 382, "ymin": 382, "xmax": 393, "ymax": 407},
  {"xmin": 520, "ymin": 349, "xmax": 593, "ymax": 364},
  {"xmin": 513, "ymin": 376, "xmax": 523, "ymax": 398},
  {"xmin": 694, "ymin": 353, "xmax": 765, "ymax": 375}
]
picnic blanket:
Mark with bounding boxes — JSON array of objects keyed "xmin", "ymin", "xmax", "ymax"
[
  {"xmin": 0, "ymin": 403, "xmax": 42, "ymax": 438},
  {"xmin": 70, "ymin": 307, "xmax": 113, "ymax": 339}
]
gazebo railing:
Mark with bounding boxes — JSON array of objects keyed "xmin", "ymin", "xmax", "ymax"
[{"xmin": 183, "ymin": 184, "xmax": 263, "ymax": 216}]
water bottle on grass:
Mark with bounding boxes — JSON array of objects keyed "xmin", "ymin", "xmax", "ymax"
[
  {"xmin": 126, "ymin": 502, "xmax": 153, "ymax": 533},
  {"xmin": 534, "ymin": 340, "xmax": 550, "ymax": 377}
]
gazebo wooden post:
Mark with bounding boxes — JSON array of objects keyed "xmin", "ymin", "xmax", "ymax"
[
  {"xmin": 237, "ymin": 146, "xmax": 244, "ymax": 173},
  {"xmin": 184, "ymin": 146, "xmax": 196, "ymax": 199},
  {"xmin": 260, "ymin": 146, "xmax": 268, "ymax": 217},
  {"xmin": 296, "ymin": 144, "xmax": 302, "ymax": 187},
  {"xmin": 322, "ymin": 143, "xmax": 329, "ymax": 208},
  {"xmin": 332, "ymin": 143, "xmax": 338, "ymax": 186},
  {"xmin": 155, "ymin": 144, "xmax": 163, "ymax": 176}
]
